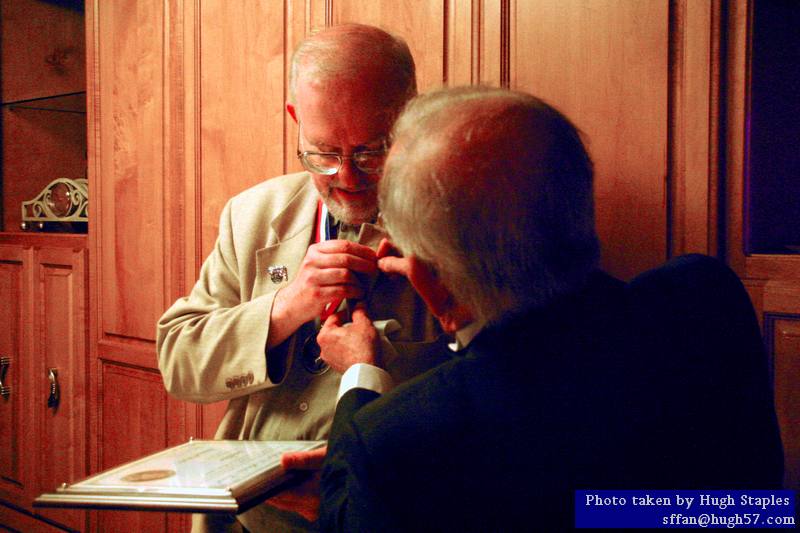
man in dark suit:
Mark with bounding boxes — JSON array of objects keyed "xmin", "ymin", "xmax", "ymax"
[{"xmin": 301, "ymin": 86, "xmax": 783, "ymax": 531}]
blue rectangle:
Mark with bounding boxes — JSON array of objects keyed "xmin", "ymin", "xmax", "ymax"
[{"xmin": 575, "ymin": 490, "xmax": 796, "ymax": 528}]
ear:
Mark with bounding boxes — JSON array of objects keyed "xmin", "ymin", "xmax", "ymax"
[
  {"xmin": 286, "ymin": 102, "xmax": 298, "ymax": 124},
  {"xmin": 405, "ymin": 257, "xmax": 474, "ymax": 334}
]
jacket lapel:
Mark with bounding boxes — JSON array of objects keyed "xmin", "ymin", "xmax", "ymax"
[{"xmin": 253, "ymin": 179, "xmax": 318, "ymax": 296}]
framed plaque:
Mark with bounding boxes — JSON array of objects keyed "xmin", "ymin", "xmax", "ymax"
[{"xmin": 34, "ymin": 440, "xmax": 325, "ymax": 513}]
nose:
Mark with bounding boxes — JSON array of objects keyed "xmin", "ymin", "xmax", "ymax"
[{"xmin": 335, "ymin": 158, "xmax": 367, "ymax": 189}]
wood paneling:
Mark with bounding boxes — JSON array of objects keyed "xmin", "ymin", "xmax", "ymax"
[
  {"xmin": 1, "ymin": 106, "xmax": 87, "ymax": 232},
  {"xmin": 0, "ymin": 0, "xmax": 85, "ymax": 102},
  {"xmin": 723, "ymin": 1, "xmax": 800, "ymax": 493},
  {"xmin": 0, "ymin": 247, "xmax": 26, "ymax": 506},
  {"xmin": 0, "ymin": 502, "xmax": 77, "ymax": 533},
  {"xmin": 511, "ymin": 0, "xmax": 669, "ymax": 280},
  {"xmin": 724, "ymin": 0, "xmax": 749, "ymax": 276},
  {"xmin": 668, "ymin": 0, "xmax": 720, "ymax": 258},
  {"xmin": 447, "ymin": 0, "xmax": 504, "ymax": 87},
  {"xmin": 769, "ymin": 317, "xmax": 800, "ymax": 492},
  {"xmin": 1, "ymin": 0, "xmax": 87, "ymax": 232},
  {"xmin": 197, "ymin": 1, "xmax": 286, "ymax": 260},
  {"xmin": 95, "ymin": 362, "xmax": 172, "ymax": 532},
  {"xmin": 330, "ymin": 0, "xmax": 447, "ymax": 91},
  {"xmin": 87, "ymin": 0, "xmax": 212, "ymax": 494},
  {"xmin": 94, "ymin": 0, "xmax": 165, "ymax": 342},
  {"xmin": 32, "ymin": 247, "xmax": 87, "ymax": 531},
  {"xmin": 0, "ymin": 235, "xmax": 87, "ymax": 532}
]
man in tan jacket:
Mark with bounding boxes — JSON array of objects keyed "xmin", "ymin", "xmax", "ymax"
[{"xmin": 157, "ymin": 24, "xmax": 447, "ymax": 532}]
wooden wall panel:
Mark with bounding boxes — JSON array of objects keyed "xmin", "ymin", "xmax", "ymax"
[
  {"xmin": 769, "ymin": 316, "xmax": 800, "ymax": 492},
  {"xmin": 95, "ymin": 362, "xmax": 172, "ymax": 532},
  {"xmin": 330, "ymin": 0, "xmax": 447, "ymax": 91},
  {"xmin": 95, "ymin": 0, "xmax": 165, "ymax": 342},
  {"xmin": 668, "ymin": 0, "xmax": 719, "ymax": 257},
  {"xmin": 447, "ymin": 0, "xmax": 503, "ymax": 86},
  {"xmin": 198, "ymin": 2, "xmax": 286, "ymax": 260},
  {"xmin": 0, "ymin": 502, "xmax": 77, "ymax": 533},
  {"xmin": 511, "ymin": 0, "xmax": 669, "ymax": 280},
  {"xmin": 88, "ymin": 3, "xmax": 192, "ymax": 527}
]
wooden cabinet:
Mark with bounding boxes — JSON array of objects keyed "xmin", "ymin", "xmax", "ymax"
[
  {"xmin": 0, "ymin": 233, "xmax": 87, "ymax": 532},
  {"xmin": 0, "ymin": 1, "xmax": 89, "ymax": 530}
]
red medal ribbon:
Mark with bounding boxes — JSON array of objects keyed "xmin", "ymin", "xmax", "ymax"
[{"xmin": 315, "ymin": 200, "xmax": 343, "ymax": 321}]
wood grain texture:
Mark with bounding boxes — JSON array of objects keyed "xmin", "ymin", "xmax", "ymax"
[
  {"xmin": 284, "ymin": 0, "xmax": 309, "ymax": 179},
  {"xmin": 668, "ymin": 0, "xmax": 718, "ymax": 258},
  {"xmin": 95, "ymin": 362, "xmax": 172, "ymax": 532},
  {"xmin": 87, "ymin": 3, "xmax": 189, "ymax": 528},
  {"xmin": 330, "ymin": 0, "xmax": 447, "ymax": 91},
  {"xmin": 0, "ymin": 502, "xmax": 76, "ymax": 533},
  {"xmin": 769, "ymin": 317, "xmax": 800, "ymax": 492},
  {"xmin": 1, "ymin": 0, "xmax": 87, "ymax": 232},
  {"xmin": 511, "ymin": 0, "xmax": 669, "ymax": 280},
  {"xmin": 0, "ymin": 246, "xmax": 26, "ymax": 507},
  {"xmin": 0, "ymin": 235, "xmax": 87, "ymax": 531},
  {"xmin": 198, "ymin": 1, "xmax": 286, "ymax": 260},
  {"xmin": 445, "ymin": 0, "xmax": 503, "ymax": 87},
  {"xmin": 32, "ymin": 246, "xmax": 88, "ymax": 531},
  {"xmin": 1, "ymin": 105, "xmax": 87, "ymax": 232},
  {"xmin": 723, "ymin": 0, "xmax": 749, "ymax": 276},
  {"xmin": 95, "ymin": 0, "xmax": 165, "ymax": 342},
  {"xmin": 0, "ymin": 0, "xmax": 85, "ymax": 102},
  {"xmin": 163, "ymin": 0, "xmax": 190, "ymax": 312}
]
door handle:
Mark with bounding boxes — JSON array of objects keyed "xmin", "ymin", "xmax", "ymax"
[
  {"xmin": 48, "ymin": 368, "xmax": 59, "ymax": 408},
  {"xmin": 0, "ymin": 357, "xmax": 10, "ymax": 398}
]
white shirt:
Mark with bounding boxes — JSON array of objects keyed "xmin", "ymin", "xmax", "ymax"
[{"xmin": 336, "ymin": 320, "xmax": 485, "ymax": 401}]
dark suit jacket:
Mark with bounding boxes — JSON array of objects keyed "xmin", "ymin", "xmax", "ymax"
[{"xmin": 320, "ymin": 259, "xmax": 784, "ymax": 532}]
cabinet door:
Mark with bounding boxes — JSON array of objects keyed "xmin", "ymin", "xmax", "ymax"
[
  {"xmin": 0, "ymin": 244, "xmax": 30, "ymax": 509},
  {"xmin": 0, "ymin": 240, "xmax": 87, "ymax": 532},
  {"xmin": 30, "ymin": 246, "xmax": 88, "ymax": 531}
]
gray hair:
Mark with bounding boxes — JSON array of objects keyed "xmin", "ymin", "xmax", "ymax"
[
  {"xmin": 288, "ymin": 23, "xmax": 417, "ymax": 107},
  {"xmin": 379, "ymin": 86, "xmax": 600, "ymax": 325}
]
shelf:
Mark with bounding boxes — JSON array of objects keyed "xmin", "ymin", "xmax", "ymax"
[{"xmin": 1, "ymin": 91, "xmax": 86, "ymax": 114}]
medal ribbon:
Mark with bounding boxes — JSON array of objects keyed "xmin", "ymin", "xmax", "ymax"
[{"xmin": 315, "ymin": 200, "xmax": 343, "ymax": 321}]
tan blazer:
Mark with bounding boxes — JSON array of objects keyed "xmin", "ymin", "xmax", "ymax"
[{"xmin": 157, "ymin": 172, "xmax": 446, "ymax": 442}]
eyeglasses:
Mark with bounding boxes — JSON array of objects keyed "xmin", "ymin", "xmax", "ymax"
[{"xmin": 296, "ymin": 128, "xmax": 389, "ymax": 176}]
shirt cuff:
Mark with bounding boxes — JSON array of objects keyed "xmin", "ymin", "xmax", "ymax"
[{"xmin": 337, "ymin": 363, "xmax": 394, "ymax": 401}]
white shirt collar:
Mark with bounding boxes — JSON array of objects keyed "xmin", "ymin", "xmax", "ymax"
[{"xmin": 448, "ymin": 320, "xmax": 485, "ymax": 352}]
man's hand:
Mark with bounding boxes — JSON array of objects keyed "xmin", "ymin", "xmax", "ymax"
[
  {"xmin": 317, "ymin": 303, "xmax": 379, "ymax": 372},
  {"xmin": 266, "ymin": 446, "xmax": 328, "ymax": 523},
  {"xmin": 281, "ymin": 446, "xmax": 327, "ymax": 471},
  {"xmin": 269, "ymin": 240, "xmax": 377, "ymax": 347},
  {"xmin": 378, "ymin": 238, "xmax": 474, "ymax": 334}
]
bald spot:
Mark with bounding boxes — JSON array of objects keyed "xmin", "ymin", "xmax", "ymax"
[
  {"xmin": 399, "ymin": 96, "xmax": 553, "ymax": 194},
  {"xmin": 292, "ymin": 23, "xmax": 413, "ymax": 112}
]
